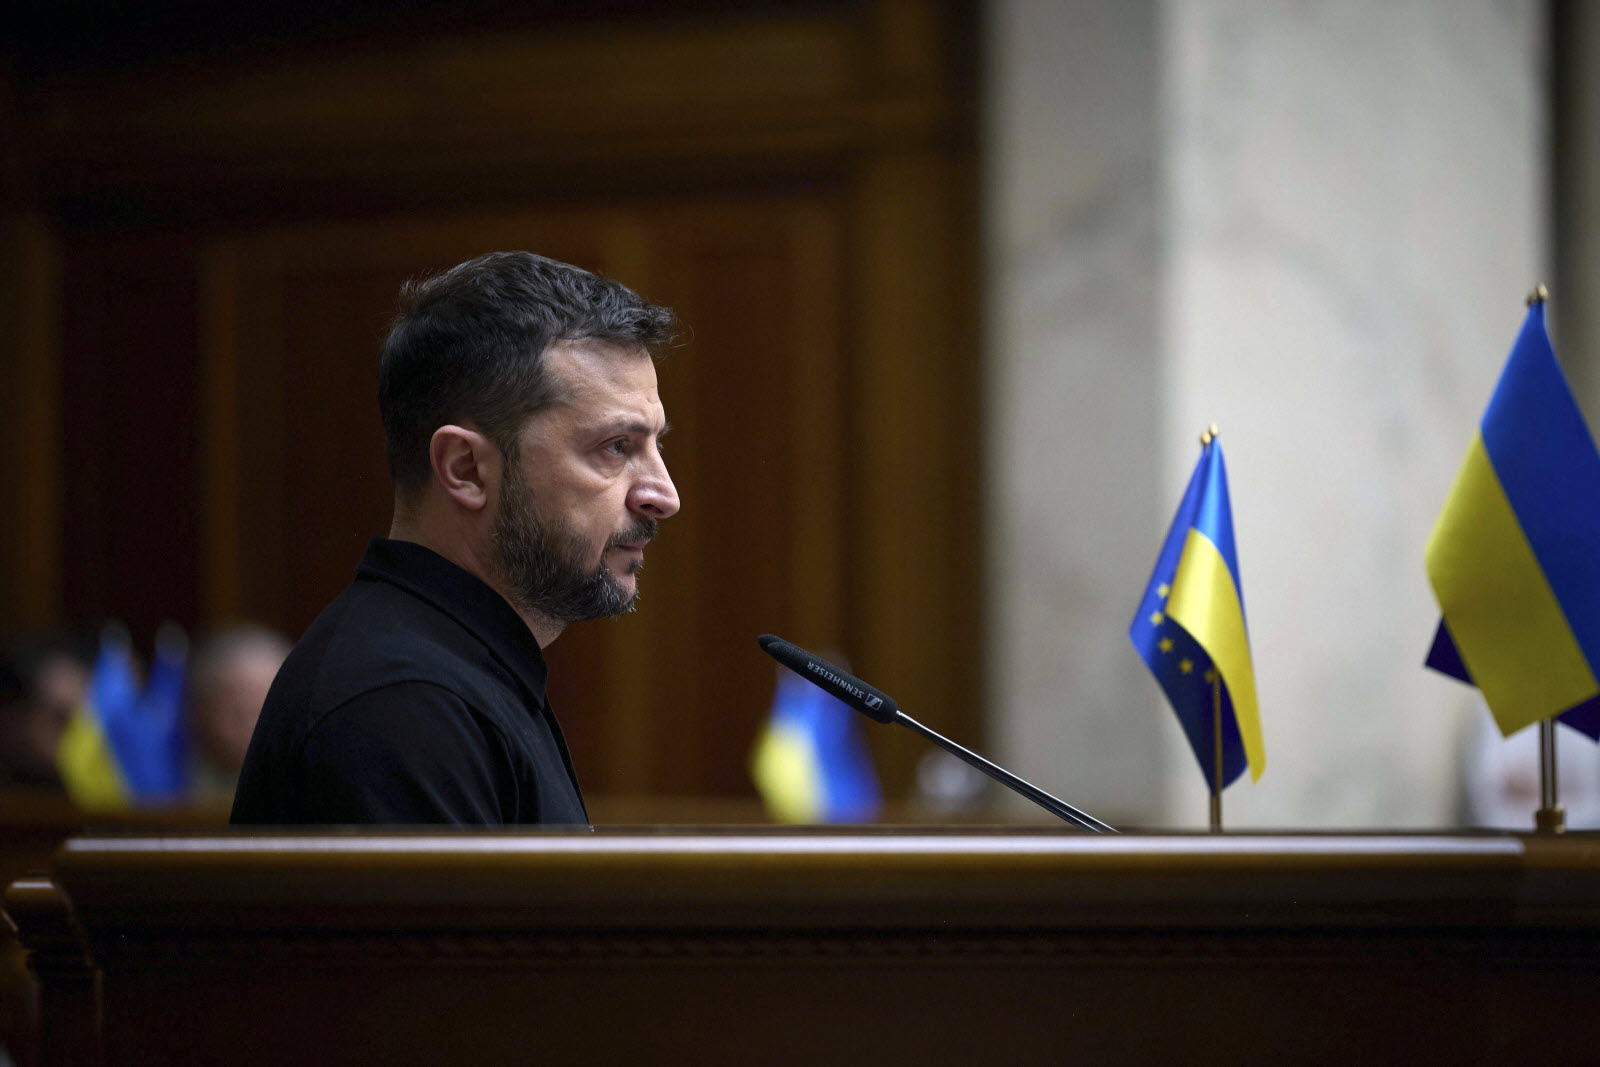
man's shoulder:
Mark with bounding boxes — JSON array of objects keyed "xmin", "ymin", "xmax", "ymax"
[
  {"xmin": 237, "ymin": 679, "xmax": 515, "ymax": 825},
  {"xmin": 267, "ymin": 577, "xmax": 517, "ymax": 735}
]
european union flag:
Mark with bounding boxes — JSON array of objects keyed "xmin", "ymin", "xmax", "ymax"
[
  {"xmin": 1426, "ymin": 295, "xmax": 1600, "ymax": 741},
  {"xmin": 1130, "ymin": 435, "xmax": 1264, "ymax": 789},
  {"xmin": 750, "ymin": 663, "xmax": 882, "ymax": 823}
]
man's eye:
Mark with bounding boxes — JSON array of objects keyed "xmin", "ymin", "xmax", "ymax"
[{"xmin": 604, "ymin": 439, "xmax": 629, "ymax": 456}]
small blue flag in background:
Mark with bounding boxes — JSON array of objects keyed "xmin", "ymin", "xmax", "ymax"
[
  {"xmin": 121, "ymin": 622, "xmax": 190, "ymax": 802},
  {"xmin": 57, "ymin": 622, "xmax": 191, "ymax": 808},
  {"xmin": 751, "ymin": 662, "xmax": 882, "ymax": 823},
  {"xmin": 1129, "ymin": 434, "xmax": 1264, "ymax": 789},
  {"xmin": 57, "ymin": 626, "xmax": 138, "ymax": 808}
]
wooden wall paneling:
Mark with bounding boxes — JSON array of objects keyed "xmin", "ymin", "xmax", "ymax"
[
  {"xmin": 230, "ymin": 241, "xmax": 291, "ymax": 632},
  {"xmin": 276, "ymin": 266, "xmax": 407, "ymax": 628},
  {"xmin": 57, "ymin": 246, "xmax": 108, "ymax": 631},
  {"xmin": 848, "ymin": 0, "xmax": 982, "ymax": 790},
  {"xmin": 696, "ymin": 199, "xmax": 846, "ymax": 795},
  {"xmin": 0, "ymin": 213, "xmax": 62, "ymax": 628},
  {"xmin": 59, "ymin": 236, "xmax": 205, "ymax": 639},
  {"xmin": 849, "ymin": 150, "xmax": 982, "ymax": 791},
  {"xmin": 783, "ymin": 203, "xmax": 847, "ymax": 648},
  {"xmin": 198, "ymin": 241, "xmax": 242, "ymax": 624},
  {"xmin": 35, "ymin": 9, "xmax": 866, "ymax": 207}
]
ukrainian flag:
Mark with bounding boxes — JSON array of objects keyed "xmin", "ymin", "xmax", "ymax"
[
  {"xmin": 750, "ymin": 663, "xmax": 882, "ymax": 823},
  {"xmin": 1425, "ymin": 296, "xmax": 1600, "ymax": 740},
  {"xmin": 1130, "ymin": 435, "xmax": 1264, "ymax": 788},
  {"xmin": 57, "ymin": 626, "xmax": 138, "ymax": 810}
]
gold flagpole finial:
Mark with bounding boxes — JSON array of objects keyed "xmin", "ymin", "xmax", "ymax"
[
  {"xmin": 1527, "ymin": 283, "xmax": 1549, "ymax": 307},
  {"xmin": 1200, "ymin": 424, "xmax": 1220, "ymax": 447}
]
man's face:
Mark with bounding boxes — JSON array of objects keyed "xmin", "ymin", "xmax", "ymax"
[{"xmin": 491, "ymin": 340, "xmax": 679, "ymax": 624}]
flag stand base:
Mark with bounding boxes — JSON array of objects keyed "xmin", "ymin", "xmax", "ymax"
[{"xmin": 1536, "ymin": 805, "xmax": 1566, "ymax": 833}]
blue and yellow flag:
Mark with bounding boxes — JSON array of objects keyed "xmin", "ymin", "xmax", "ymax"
[
  {"xmin": 57, "ymin": 626, "xmax": 138, "ymax": 810},
  {"xmin": 1130, "ymin": 436, "xmax": 1264, "ymax": 788},
  {"xmin": 751, "ymin": 663, "xmax": 882, "ymax": 823},
  {"xmin": 1425, "ymin": 296, "xmax": 1600, "ymax": 741},
  {"xmin": 56, "ymin": 622, "xmax": 194, "ymax": 808},
  {"xmin": 117, "ymin": 622, "xmax": 190, "ymax": 803}
]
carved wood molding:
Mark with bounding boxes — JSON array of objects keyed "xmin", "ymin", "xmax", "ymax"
[
  {"xmin": 30, "ymin": 4, "xmax": 968, "ymax": 202},
  {"xmin": 82, "ymin": 926, "xmax": 1600, "ymax": 970},
  {"xmin": 2, "ymin": 877, "xmax": 90, "ymax": 979}
]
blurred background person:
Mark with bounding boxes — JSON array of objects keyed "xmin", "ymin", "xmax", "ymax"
[
  {"xmin": 186, "ymin": 624, "xmax": 291, "ymax": 805},
  {"xmin": 1460, "ymin": 712, "xmax": 1600, "ymax": 830},
  {"xmin": 0, "ymin": 630, "xmax": 93, "ymax": 793}
]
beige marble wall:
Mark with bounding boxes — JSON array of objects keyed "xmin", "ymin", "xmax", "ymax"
[
  {"xmin": 985, "ymin": 0, "xmax": 1547, "ymax": 828},
  {"xmin": 984, "ymin": 0, "xmax": 1170, "ymax": 824},
  {"xmin": 1556, "ymin": 1, "xmax": 1600, "ymax": 406}
]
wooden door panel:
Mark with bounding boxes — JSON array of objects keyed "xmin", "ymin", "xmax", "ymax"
[{"xmin": 59, "ymin": 238, "xmax": 203, "ymax": 642}]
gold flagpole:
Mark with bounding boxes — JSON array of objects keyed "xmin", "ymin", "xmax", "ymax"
[
  {"xmin": 1536, "ymin": 719, "xmax": 1565, "ymax": 832},
  {"xmin": 1525, "ymin": 286, "xmax": 1564, "ymax": 833},
  {"xmin": 1209, "ymin": 673, "xmax": 1223, "ymax": 832},
  {"xmin": 1198, "ymin": 423, "xmax": 1224, "ymax": 833},
  {"xmin": 1523, "ymin": 286, "xmax": 1561, "ymax": 831}
]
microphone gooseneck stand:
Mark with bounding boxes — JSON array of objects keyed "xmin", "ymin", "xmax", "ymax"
[
  {"xmin": 888, "ymin": 708, "xmax": 1116, "ymax": 833},
  {"xmin": 757, "ymin": 634, "xmax": 1116, "ymax": 833}
]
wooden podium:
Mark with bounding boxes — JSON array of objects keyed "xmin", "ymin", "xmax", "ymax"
[{"xmin": 6, "ymin": 830, "xmax": 1600, "ymax": 1064}]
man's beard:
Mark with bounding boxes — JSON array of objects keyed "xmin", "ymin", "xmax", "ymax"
[{"xmin": 492, "ymin": 473, "xmax": 658, "ymax": 624}]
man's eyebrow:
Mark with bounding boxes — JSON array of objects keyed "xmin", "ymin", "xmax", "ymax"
[{"xmin": 600, "ymin": 418, "xmax": 671, "ymax": 438}]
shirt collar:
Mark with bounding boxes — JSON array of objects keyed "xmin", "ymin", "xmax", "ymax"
[{"xmin": 354, "ymin": 537, "xmax": 549, "ymax": 701}]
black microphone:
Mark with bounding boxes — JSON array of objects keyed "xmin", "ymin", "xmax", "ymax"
[
  {"xmin": 758, "ymin": 634, "xmax": 899, "ymax": 723},
  {"xmin": 756, "ymin": 634, "xmax": 1116, "ymax": 833}
]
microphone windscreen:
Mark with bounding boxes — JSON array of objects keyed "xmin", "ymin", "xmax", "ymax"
[{"xmin": 757, "ymin": 634, "xmax": 899, "ymax": 723}]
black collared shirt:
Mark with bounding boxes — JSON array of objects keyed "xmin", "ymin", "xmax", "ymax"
[{"xmin": 231, "ymin": 538, "xmax": 588, "ymax": 826}]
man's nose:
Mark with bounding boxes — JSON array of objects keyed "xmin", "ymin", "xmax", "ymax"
[{"xmin": 630, "ymin": 453, "xmax": 680, "ymax": 519}]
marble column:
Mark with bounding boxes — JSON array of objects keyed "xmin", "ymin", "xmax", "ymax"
[
  {"xmin": 985, "ymin": 0, "xmax": 1546, "ymax": 828},
  {"xmin": 985, "ymin": 0, "xmax": 1168, "ymax": 824}
]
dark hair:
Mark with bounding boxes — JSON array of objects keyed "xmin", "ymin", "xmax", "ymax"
[{"xmin": 378, "ymin": 251, "xmax": 677, "ymax": 494}]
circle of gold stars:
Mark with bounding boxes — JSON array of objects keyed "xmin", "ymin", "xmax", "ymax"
[{"xmin": 1152, "ymin": 581, "xmax": 1219, "ymax": 684}]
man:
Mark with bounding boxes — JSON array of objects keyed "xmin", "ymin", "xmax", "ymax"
[
  {"xmin": 231, "ymin": 251, "xmax": 680, "ymax": 825},
  {"xmin": 187, "ymin": 623, "xmax": 291, "ymax": 804},
  {"xmin": 0, "ymin": 629, "xmax": 93, "ymax": 792}
]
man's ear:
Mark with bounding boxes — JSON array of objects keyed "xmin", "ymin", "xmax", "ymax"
[{"xmin": 429, "ymin": 425, "xmax": 497, "ymax": 512}]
